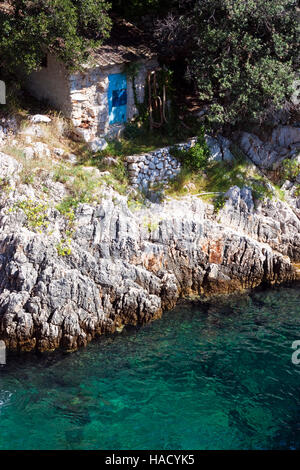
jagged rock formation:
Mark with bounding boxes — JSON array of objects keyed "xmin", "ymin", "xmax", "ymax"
[
  {"xmin": 239, "ymin": 125, "xmax": 300, "ymax": 170},
  {"xmin": 239, "ymin": 125, "xmax": 300, "ymax": 219},
  {"xmin": 0, "ymin": 151, "xmax": 299, "ymax": 352}
]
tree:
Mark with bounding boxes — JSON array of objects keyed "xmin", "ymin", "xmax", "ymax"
[
  {"xmin": 110, "ymin": 0, "xmax": 176, "ymax": 21},
  {"xmin": 155, "ymin": 0, "xmax": 299, "ymax": 128},
  {"xmin": 0, "ymin": 0, "xmax": 112, "ymax": 77}
]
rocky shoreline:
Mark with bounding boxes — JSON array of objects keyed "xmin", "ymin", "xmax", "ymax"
[
  {"xmin": 0, "ymin": 175, "xmax": 299, "ymax": 352},
  {"xmin": 0, "ymin": 117, "xmax": 299, "ymax": 353}
]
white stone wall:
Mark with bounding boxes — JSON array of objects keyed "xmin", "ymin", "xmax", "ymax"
[
  {"xmin": 27, "ymin": 55, "xmax": 158, "ymax": 142},
  {"xmin": 26, "ymin": 54, "xmax": 72, "ymax": 116},
  {"xmin": 69, "ymin": 59, "xmax": 158, "ymax": 142},
  {"xmin": 125, "ymin": 138, "xmax": 197, "ymax": 189}
]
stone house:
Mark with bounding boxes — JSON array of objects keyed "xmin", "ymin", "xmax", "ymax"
[{"xmin": 26, "ymin": 20, "xmax": 158, "ymax": 149}]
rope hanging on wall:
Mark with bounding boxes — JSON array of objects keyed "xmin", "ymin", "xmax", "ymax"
[{"xmin": 148, "ymin": 70, "xmax": 168, "ymax": 130}]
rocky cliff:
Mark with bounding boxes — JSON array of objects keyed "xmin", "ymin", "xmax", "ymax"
[{"xmin": 0, "ymin": 148, "xmax": 299, "ymax": 352}]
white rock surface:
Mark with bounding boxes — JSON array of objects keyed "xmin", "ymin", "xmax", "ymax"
[
  {"xmin": 0, "ymin": 152, "xmax": 22, "ymax": 180},
  {"xmin": 0, "ymin": 183, "xmax": 298, "ymax": 353},
  {"xmin": 30, "ymin": 115, "xmax": 51, "ymax": 124},
  {"xmin": 89, "ymin": 138, "xmax": 108, "ymax": 152},
  {"xmin": 32, "ymin": 142, "xmax": 51, "ymax": 158}
]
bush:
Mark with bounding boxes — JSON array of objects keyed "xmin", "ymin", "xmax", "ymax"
[
  {"xmin": 13, "ymin": 199, "xmax": 49, "ymax": 232},
  {"xmin": 213, "ymin": 194, "xmax": 226, "ymax": 213},
  {"xmin": 171, "ymin": 128, "xmax": 211, "ymax": 172},
  {"xmin": 281, "ymin": 158, "xmax": 300, "ymax": 182},
  {"xmin": 190, "ymin": 0, "xmax": 299, "ymax": 128},
  {"xmin": 183, "ymin": 142, "xmax": 210, "ymax": 171},
  {"xmin": 155, "ymin": 0, "xmax": 299, "ymax": 128}
]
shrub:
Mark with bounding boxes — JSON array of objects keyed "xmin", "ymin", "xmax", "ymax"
[
  {"xmin": 13, "ymin": 199, "xmax": 49, "ymax": 231},
  {"xmin": 56, "ymin": 238, "xmax": 72, "ymax": 257},
  {"xmin": 213, "ymin": 194, "xmax": 226, "ymax": 213},
  {"xmin": 155, "ymin": 0, "xmax": 299, "ymax": 128},
  {"xmin": 171, "ymin": 128, "xmax": 211, "ymax": 172},
  {"xmin": 281, "ymin": 158, "xmax": 300, "ymax": 182}
]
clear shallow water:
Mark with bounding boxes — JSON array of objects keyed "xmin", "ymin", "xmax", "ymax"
[{"xmin": 0, "ymin": 284, "xmax": 300, "ymax": 450}]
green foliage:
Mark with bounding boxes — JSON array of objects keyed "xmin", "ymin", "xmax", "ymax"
[
  {"xmin": 294, "ymin": 185, "xmax": 300, "ymax": 197},
  {"xmin": 123, "ymin": 62, "xmax": 146, "ymax": 117},
  {"xmin": 123, "ymin": 123, "xmax": 144, "ymax": 140},
  {"xmin": 123, "ymin": 64, "xmax": 175, "ymax": 129},
  {"xmin": 90, "ymin": 129, "xmax": 187, "ymax": 160},
  {"xmin": 250, "ymin": 181, "xmax": 274, "ymax": 201},
  {"xmin": 281, "ymin": 158, "xmax": 300, "ymax": 182},
  {"xmin": 170, "ymin": 129, "xmax": 211, "ymax": 171},
  {"xmin": 167, "ymin": 144, "xmax": 280, "ymax": 204},
  {"xmin": 56, "ymin": 238, "xmax": 72, "ymax": 256},
  {"xmin": 13, "ymin": 199, "xmax": 49, "ymax": 231},
  {"xmin": 0, "ymin": 0, "xmax": 112, "ymax": 77},
  {"xmin": 185, "ymin": 0, "xmax": 299, "ymax": 128},
  {"xmin": 54, "ymin": 164, "xmax": 101, "ymax": 202},
  {"xmin": 143, "ymin": 216, "xmax": 159, "ymax": 234},
  {"xmin": 54, "ymin": 165, "xmax": 102, "ymax": 231},
  {"xmin": 213, "ymin": 194, "xmax": 226, "ymax": 213},
  {"xmin": 54, "ymin": 166, "xmax": 102, "ymax": 256},
  {"xmin": 0, "ymin": 177, "xmax": 12, "ymax": 194},
  {"xmin": 56, "ymin": 198, "xmax": 77, "ymax": 223}
]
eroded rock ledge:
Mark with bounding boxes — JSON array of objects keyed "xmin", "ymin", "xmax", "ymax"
[{"xmin": 0, "ymin": 182, "xmax": 299, "ymax": 353}]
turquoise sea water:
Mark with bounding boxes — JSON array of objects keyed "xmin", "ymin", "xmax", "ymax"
[{"xmin": 0, "ymin": 284, "xmax": 300, "ymax": 450}]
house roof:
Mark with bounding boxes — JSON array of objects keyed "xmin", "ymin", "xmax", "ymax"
[{"xmin": 90, "ymin": 18, "xmax": 157, "ymax": 67}]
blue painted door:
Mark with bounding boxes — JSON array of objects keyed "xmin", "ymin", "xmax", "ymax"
[{"xmin": 108, "ymin": 73, "xmax": 127, "ymax": 124}]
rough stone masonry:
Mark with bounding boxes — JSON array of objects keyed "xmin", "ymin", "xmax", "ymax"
[
  {"xmin": 125, "ymin": 136, "xmax": 234, "ymax": 189},
  {"xmin": 125, "ymin": 140, "xmax": 196, "ymax": 189}
]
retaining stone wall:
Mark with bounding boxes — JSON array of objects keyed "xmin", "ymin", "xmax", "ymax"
[{"xmin": 125, "ymin": 138, "xmax": 197, "ymax": 189}]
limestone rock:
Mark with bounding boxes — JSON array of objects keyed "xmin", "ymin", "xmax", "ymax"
[
  {"xmin": 21, "ymin": 125, "xmax": 45, "ymax": 138},
  {"xmin": 67, "ymin": 153, "xmax": 78, "ymax": 164},
  {"xmin": 271, "ymin": 126, "xmax": 300, "ymax": 148},
  {"xmin": 239, "ymin": 132, "xmax": 283, "ymax": 169},
  {"xmin": 23, "ymin": 147, "xmax": 35, "ymax": 160},
  {"xmin": 0, "ymin": 152, "xmax": 22, "ymax": 180},
  {"xmin": 53, "ymin": 148, "xmax": 65, "ymax": 157},
  {"xmin": 32, "ymin": 142, "xmax": 51, "ymax": 159},
  {"xmin": 89, "ymin": 138, "xmax": 108, "ymax": 152},
  {"xmin": 102, "ymin": 157, "xmax": 118, "ymax": 167},
  {"xmin": 71, "ymin": 93, "xmax": 88, "ymax": 102},
  {"xmin": 30, "ymin": 115, "xmax": 51, "ymax": 124},
  {"xmin": 0, "ymin": 182, "xmax": 298, "ymax": 353},
  {"xmin": 206, "ymin": 136, "xmax": 223, "ymax": 161},
  {"xmin": 73, "ymin": 127, "xmax": 93, "ymax": 143}
]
